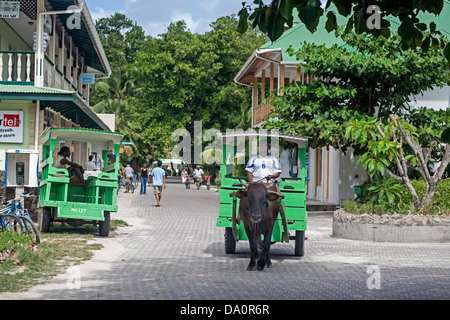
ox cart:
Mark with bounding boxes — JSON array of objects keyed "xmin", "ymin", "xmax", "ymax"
[
  {"xmin": 38, "ymin": 128, "xmax": 123, "ymax": 237},
  {"xmin": 216, "ymin": 132, "xmax": 309, "ymax": 257}
]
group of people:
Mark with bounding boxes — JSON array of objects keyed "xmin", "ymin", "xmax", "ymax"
[
  {"xmin": 55, "ymin": 137, "xmax": 283, "ymax": 209},
  {"xmin": 120, "ymin": 161, "xmax": 166, "ymax": 207},
  {"xmin": 181, "ymin": 165, "xmax": 204, "ymax": 184},
  {"xmin": 54, "ymin": 147, "xmax": 100, "ymax": 185}
]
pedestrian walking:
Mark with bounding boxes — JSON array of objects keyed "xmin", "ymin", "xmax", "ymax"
[
  {"xmin": 124, "ymin": 164, "xmax": 134, "ymax": 193},
  {"xmin": 139, "ymin": 163, "xmax": 149, "ymax": 195},
  {"xmin": 150, "ymin": 160, "xmax": 166, "ymax": 207}
]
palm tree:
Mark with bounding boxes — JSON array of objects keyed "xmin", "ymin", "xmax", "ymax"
[
  {"xmin": 93, "ymin": 63, "xmax": 142, "ymax": 136},
  {"xmin": 93, "ymin": 99, "xmax": 141, "ymax": 137},
  {"xmin": 236, "ymin": 104, "xmax": 252, "ymax": 131},
  {"xmin": 93, "ymin": 64, "xmax": 139, "ymax": 101}
]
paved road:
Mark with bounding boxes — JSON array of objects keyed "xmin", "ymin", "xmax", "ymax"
[{"xmin": 2, "ymin": 177, "xmax": 450, "ymax": 302}]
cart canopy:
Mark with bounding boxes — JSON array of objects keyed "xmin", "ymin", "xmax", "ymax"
[
  {"xmin": 217, "ymin": 132, "xmax": 309, "ymax": 149},
  {"xmin": 41, "ymin": 128, "xmax": 123, "ymax": 150}
]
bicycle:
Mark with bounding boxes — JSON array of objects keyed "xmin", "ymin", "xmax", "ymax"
[
  {"xmin": 132, "ymin": 174, "xmax": 139, "ymax": 189},
  {"xmin": 184, "ymin": 174, "xmax": 191, "ymax": 189},
  {"xmin": 118, "ymin": 176, "xmax": 135, "ymax": 193},
  {"xmin": 195, "ymin": 176, "xmax": 202, "ymax": 190},
  {"xmin": 205, "ymin": 176, "xmax": 211, "ymax": 190},
  {"xmin": 0, "ymin": 212, "xmax": 23, "ymax": 235},
  {"xmin": 0, "ymin": 193, "xmax": 40, "ymax": 244}
]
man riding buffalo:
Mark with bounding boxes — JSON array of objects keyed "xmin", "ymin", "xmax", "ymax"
[
  {"xmin": 245, "ymin": 139, "xmax": 282, "ymax": 184},
  {"xmin": 230, "ymin": 139, "xmax": 285, "ymax": 271}
]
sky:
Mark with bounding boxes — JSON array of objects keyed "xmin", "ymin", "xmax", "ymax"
[{"xmin": 85, "ymin": 0, "xmax": 247, "ymax": 37}]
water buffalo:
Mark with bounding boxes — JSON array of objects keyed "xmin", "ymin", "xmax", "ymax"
[{"xmin": 230, "ymin": 181, "xmax": 284, "ymax": 271}]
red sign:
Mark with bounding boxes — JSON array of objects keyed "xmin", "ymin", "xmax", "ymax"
[
  {"xmin": 3, "ymin": 114, "xmax": 21, "ymax": 127},
  {"xmin": 0, "ymin": 111, "xmax": 24, "ymax": 143}
]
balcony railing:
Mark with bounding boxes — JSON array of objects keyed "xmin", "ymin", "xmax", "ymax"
[
  {"xmin": 0, "ymin": 51, "xmax": 34, "ymax": 84},
  {"xmin": 43, "ymin": 56, "xmax": 87, "ymax": 101},
  {"xmin": 0, "ymin": 51, "xmax": 87, "ymax": 101},
  {"xmin": 253, "ymin": 102, "xmax": 274, "ymax": 127}
]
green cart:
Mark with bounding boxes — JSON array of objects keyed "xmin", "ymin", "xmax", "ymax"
[
  {"xmin": 38, "ymin": 128, "xmax": 123, "ymax": 237},
  {"xmin": 216, "ymin": 132, "xmax": 309, "ymax": 256}
]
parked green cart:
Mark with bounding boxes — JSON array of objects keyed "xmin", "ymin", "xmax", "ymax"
[
  {"xmin": 216, "ymin": 132, "xmax": 309, "ymax": 256},
  {"xmin": 38, "ymin": 128, "xmax": 123, "ymax": 237}
]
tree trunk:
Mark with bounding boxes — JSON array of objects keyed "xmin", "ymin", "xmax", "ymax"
[{"xmin": 389, "ymin": 115, "xmax": 450, "ymax": 211}]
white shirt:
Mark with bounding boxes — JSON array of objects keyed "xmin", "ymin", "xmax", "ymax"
[
  {"xmin": 245, "ymin": 154, "xmax": 282, "ymax": 183},
  {"xmin": 54, "ymin": 155, "xmax": 68, "ymax": 169},
  {"xmin": 85, "ymin": 161, "xmax": 96, "ymax": 171},
  {"xmin": 193, "ymin": 169, "xmax": 204, "ymax": 178},
  {"xmin": 124, "ymin": 166, "xmax": 134, "ymax": 178}
]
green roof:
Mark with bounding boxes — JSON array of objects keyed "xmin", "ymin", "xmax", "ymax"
[
  {"xmin": 259, "ymin": 1, "xmax": 450, "ymax": 62},
  {"xmin": 0, "ymin": 84, "xmax": 74, "ymax": 100}
]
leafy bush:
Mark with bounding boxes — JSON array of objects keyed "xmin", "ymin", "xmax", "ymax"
[
  {"xmin": 402, "ymin": 179, "xmax": 450, "ymax": 212},
  {"xmin": 367, "ymin": 177, "xmax": 406, "ymax": 209},
  {"xmin": 352, "ymin": 178, "xmax": 450, "ymax": 215}
]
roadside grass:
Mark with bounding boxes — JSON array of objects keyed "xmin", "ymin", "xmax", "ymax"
[{"xmin": 0, "ymin": 219, "xmax": 130, "ymax": 293}]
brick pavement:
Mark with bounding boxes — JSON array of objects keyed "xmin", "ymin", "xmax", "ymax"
[{"xmin": 2, "ymin": 177, "xmax": 450, "ymax": 301}]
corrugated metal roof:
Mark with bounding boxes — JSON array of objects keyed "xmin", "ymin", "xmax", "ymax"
[
  {"xmin": 0, "ymin": 84, "xmax": 110, "ymax": 131},
  {"xmin": 0, "ymin": 84, "xmax": 73, "ymax": 95},
  {"xmin": 46, "ymin": 0, "xmax": 110, "ymax": 75}
]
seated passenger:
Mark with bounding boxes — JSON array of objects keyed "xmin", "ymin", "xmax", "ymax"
[
  {"xmin": 55, "ymin": 146, "xmax": 86, "ymax": 185},
  {"xmin": 85, "ymin": 155, "xmax": 96, "ymax": 171}
]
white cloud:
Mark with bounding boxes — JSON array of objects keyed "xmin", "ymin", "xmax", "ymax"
[
  {"xmin": 170, "ymin": 11, "xmax": 206, "ymax": 34},
  {"xmin": 89, "ymin": 6, "xmax": 119, "ymax": 23},
  {"xmin": 88, "ymin": 0, "xmax": 244, "ymax": 37}
]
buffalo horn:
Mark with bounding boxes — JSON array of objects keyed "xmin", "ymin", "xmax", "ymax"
[
  {"xmin": 267, "ymin": 190, "xmax": 284, "ymax": 199},
  {"xmin": 265, "ymin": 182, "xmax": 277, "ymax": 190},
  {"xmin": 239, "ymin": 178, "xmax": 249, "ymax": 188}
]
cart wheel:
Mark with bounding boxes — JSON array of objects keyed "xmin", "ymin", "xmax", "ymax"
[
  {"xmin": 294, "ymin": 230, "xmax": 305, "ymax": 257},
  {"xmin": 225, "ymin": 227, "xmax": 236, "ymax": 254},
  {"xmin": 39, "ymin": 207, "xmax": 52, "ymax": 233},
  {"xmin": 99, "ymin": 211, "xmax": 111, "ymax": 237}
]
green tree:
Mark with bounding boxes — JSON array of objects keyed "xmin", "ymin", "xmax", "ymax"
[
  {"xmin": 346, "ymin": 110, "xmax": 450, "ymax": 210},
  {"xmin": 135, "ymin": 17, "xmax": 265, "ymax": 158},
  {"xmin": 92, "ymin": 13, "xmax": 152, "ymax": 167},
  {"xmin": 237, "ymin": 0, "xmax": 450, "ymax": 62},
  {"xmin": 265, "ymin": 31, "xmax": 449, "ymax": 151},
  {"xmin": 96, "ymin": 13, "xmax": 147, "ymax": 68},
  {"xmin": 264, "ymin": 31, "xmax": 450, "ymax": 211}
]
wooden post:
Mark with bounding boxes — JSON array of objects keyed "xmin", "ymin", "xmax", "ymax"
[
  {"xmin": 59, "ymin": 26, "xmax": 65, "ymax": 88},
  {"xmin": 253, "ymin": 77, "xmax": 258, "ymax": 126},
  {"xmin": 261, "ymin": 69, "xmax": 266, "ymax": 102},
  {"xmin": 270, "ymin": 62, "xmax": 274, "ymax": 94},
  {"xmin": 66, "ymin": 36, "xmax": 72, "ymax": 83},
  {"xmin": 280, "ymin": 64, "xmax": 285, "ymax": 96}
]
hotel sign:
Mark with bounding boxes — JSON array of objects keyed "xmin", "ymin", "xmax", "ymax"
[
  {"xmin": 0, "ymin": 1, "xmax": 20, "ymax": 19},
  {"xmin": 0, "ymin": 111, "xmax": 24, "ymax": 144}
]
